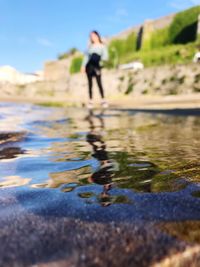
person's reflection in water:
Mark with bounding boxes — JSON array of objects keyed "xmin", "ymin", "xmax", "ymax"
[{"xmin": 86, "ymin": 110, "xmax": 115, "ymax": 207}]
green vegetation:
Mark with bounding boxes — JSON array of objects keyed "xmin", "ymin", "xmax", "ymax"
[
  {"xmin": 69, "ymin": 55, "xmax": 83, "ymax": 74},
  {"xmin": 150, "ymin": 27, "xmax": 170, "ymax": 49},
  {"xmin": 17, "ymin": 84, "xmax": 26, "ymax": 95},
  {"xmin": 142, "ymin": 89, "xmax": 149, "ymax": 94},
  {"xmin": 126, "ymin": 32, "xmax": 137, "ymax": 52},
  {"xmin": 194, "ymin": 73, "xmax": 200, "ymax": 83},
  {"xmin": 58, "ymin": 47, "xmax": 78, "ymax": 60},
  {"xmin": 38, "ymin": 102, "xmax": 65, "ymax": 108},
  {"xmin": 107, "ymin": 32, "xmax": 137, "ymax": 68},
  {"xmin": 169, "ymin": 6, "xmax": 200, "ymax": 44},
  {"xmin": 120, "ymin": 42, "xmax": 196, "ymax": 67},
  {"xmin": 109, "ymin": 32, "xmax": 137, "ymax": 57},
  {"xmin": 108, "ymin": 36, "xmax": 197, "ymax": 68},
  {"xmin": 125, "ymin": 75, "xmax": 135, "ymax": 94},
  {"xmin": 152, "ymin": 173, "xmax": 187, "ymax": 192},
  {"xmin": 38, "ymin": 101, "xmax": 79, "ymax": 108},
  {"xmin": 119, "ymin": 75, "xmax": 125, "ymax": 82}
]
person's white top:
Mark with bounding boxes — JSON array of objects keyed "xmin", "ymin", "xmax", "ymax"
[
  {"xmin": 193, "ymin": 52, "xmax": 200, "ymax": 63},
  {"xmin": 82, "ymin": 44, "xmax": 108, "ymax": 67}
]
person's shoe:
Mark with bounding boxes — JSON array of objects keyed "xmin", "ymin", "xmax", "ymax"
[
  {"xmin": 87, "ymin": 101, "xmax": 94, "ymax": 109},
  {"xmin": 101, "ymin": 100, "xmax": 109, "ymax": 109}
]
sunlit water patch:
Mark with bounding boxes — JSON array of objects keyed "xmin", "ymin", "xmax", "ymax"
[{"xmin": 0, "ymin": 103, "xmax": 200, "ymax": 209}]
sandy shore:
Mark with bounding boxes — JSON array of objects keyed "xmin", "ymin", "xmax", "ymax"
[{"xmin": 1, "ymin": 93, "xmax": 200, "ymax": 110}]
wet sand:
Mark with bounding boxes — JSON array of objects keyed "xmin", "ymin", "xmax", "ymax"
[
  {"xmin": 1, "ymin": 103, "xmax": 200, "ymax": 266},
  {"xmin": 0, "ymin": 213, "xmax": 187, "ymax": 267},
  {"xmin": 0, "ymin": 186, "xmax": 199, "ymax": 267}
]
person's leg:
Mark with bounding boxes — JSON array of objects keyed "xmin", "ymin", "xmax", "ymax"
[
  {"xmin": 95, "ymin": 74, "xmax": 105, "ymax": 99},
  {"xmin": 87, "ymin": 73, "xmax": 93, "ymax": 100},
  {"xmin": 95, "ymin": 73, "xmax": 109, "ymax": 108},
  {"xmin": 86, "ymin": 72, "xmax": 94, "ymax": 109}
]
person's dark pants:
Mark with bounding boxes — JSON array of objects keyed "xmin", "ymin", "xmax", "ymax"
[{"xmin": 86, "ymin": 71, "xmax": 105, "ymax": 100}]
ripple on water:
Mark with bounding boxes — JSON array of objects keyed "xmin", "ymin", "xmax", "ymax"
[{"xmin": 0, "ymin": 105, "xmax": 200, "ymax": 208}]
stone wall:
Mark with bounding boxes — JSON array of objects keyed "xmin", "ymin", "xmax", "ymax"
[
  {"xmin": 116, "ymin": 64, "xmax": 200, "ymax": 96},
  {"xmin": 43, "ymin": 52, "xmax": 84, "ymax": 82},
  {"xmin": 109, "ymin": 24, "xmax": 142, "ymax": 41},
  {"xmin": 44, "ymin": 59, "xmax": 71, "ymax": 81},
  {"xmin": 1, "ymin": 63, "xmax": 200, "ymax": 105},
  {"xmin": 151, "ymin": 13, "xmax": 175, "ymax": 30}
]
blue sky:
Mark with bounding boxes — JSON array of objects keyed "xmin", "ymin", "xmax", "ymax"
[{"xmin": 0, "ymin": 0, "xmax": 199, "ymax": 72}]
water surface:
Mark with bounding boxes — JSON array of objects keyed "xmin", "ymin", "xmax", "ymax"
[{"xmin": 0, "ymin": 103, "xmax": 200, "ymax": 221}]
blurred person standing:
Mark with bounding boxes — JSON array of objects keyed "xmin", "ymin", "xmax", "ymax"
[{"xmin": 81, "ymin": 31, "xmax": 109, "ymax": 109}]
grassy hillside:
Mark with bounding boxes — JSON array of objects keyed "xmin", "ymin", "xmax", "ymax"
[
  {"xmin": 169, "ymin": 6, "xmax": 200, "ymax": 44},
  {"xmin": 120, "ymin": 42, "xmax": 197, "ymax": 67},
  {"xmin": 107, "ymin": 6, "xmax": 200, "ymax": 68},
  {"xmin": 70, "ymin": 55, "xmax": 83, "ymax": 74}
]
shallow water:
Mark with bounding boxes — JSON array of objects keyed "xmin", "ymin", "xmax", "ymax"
[{"xmin": 0, "ymin": 102, "xmax": 200, "ymax": 217}]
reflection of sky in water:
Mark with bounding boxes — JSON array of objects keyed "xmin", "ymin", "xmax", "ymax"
[{"xmin": 0, "ymin": 103, "xmax": 200, "ymax": 206}]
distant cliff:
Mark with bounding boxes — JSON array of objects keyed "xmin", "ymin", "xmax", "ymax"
[{"xmin": 0, "ymin": 66, "xmax": 43, "ymax": 85}]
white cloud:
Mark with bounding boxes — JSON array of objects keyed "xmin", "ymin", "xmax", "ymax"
[
  {"xmin": 115, "ymin": 8, "xmax": 128, "ymax": 17},
  {"xmin": 190, "ymin": 0, "xmax": 200, "ymax": 4},
  {"xmin": 169, "ymin": 0, "xmax": 200, "ymax": 10},
  {"xmin": 37, "ymin": 38, "xmax": 53, "ymax": 47},
  {"xmin": 107, "ymin": 7, "xmax": 129, "ymax": 23}
]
